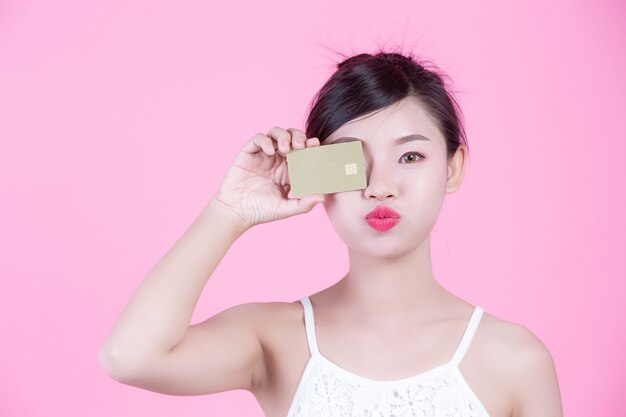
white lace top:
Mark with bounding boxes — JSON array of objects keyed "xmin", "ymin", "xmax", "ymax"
[{"xmin": 285, "ymin": 296, "xmax": 491, "ymax": 417}]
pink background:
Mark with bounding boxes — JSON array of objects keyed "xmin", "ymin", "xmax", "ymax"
[{"xmin": 1, "ymin": 1, "xmax": 624, "ymax": 416}]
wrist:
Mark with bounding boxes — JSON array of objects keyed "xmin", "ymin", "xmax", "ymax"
[{"xmin": 201, "ymin": 198, "xmax": 250, "ymax": 236}]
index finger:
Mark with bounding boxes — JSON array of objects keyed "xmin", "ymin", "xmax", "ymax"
[
  {"xmin": 267, "ymin": 126, "xmax": 292, "ymax": 156},
  {"xmin": 286, "ymin": 128, "xmax": 308, "ymax": 149}
]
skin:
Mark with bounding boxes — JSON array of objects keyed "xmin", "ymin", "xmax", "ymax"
[
  {"xmin": 316, "ymin": 96, "xmax": 467, "ymax": 326},
  {"xmin": 256, "ymin": 96, "xmax": 563, "ymax": 417},
  {"xmin": 100, "ymin": 94, "xmax": 563, "ymax": 417}
]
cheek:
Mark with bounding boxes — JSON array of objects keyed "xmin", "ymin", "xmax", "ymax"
[
  {"xmin": 418, "ymin": 170, "xmax": 447, "ymax": 199},
  {"xmin": 323, "ymin": 193, "xmax": 352, "ymax": 220},
  {"xmin": 398, "ymin": 169, "xmax": 447, "ymax": 225},
  {"xmin": 322, "ymin": 193, "xmax": 362, "ymax": 238}
]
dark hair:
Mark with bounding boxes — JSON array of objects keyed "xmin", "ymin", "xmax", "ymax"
[{"xmin": 305, "ymin": 50, "xmax": 468, "ymax": 160}]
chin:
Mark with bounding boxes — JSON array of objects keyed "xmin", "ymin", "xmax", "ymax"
[
  {"xmin": 352, "ymin": 241, "xmax": 418, "ymax": 260},
  {"xmin": 349, "ymin": 228, "xmax": 425, "ymax": 255}
]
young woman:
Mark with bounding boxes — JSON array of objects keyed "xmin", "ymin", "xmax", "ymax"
[{"xmin": 100, "ymin": 51, "xmax": 563, "ymax": 417}]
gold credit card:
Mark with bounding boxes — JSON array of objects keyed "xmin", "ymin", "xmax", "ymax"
[{"xmin": 286, "ymin": 140, "xmax": 367, "ymax": 197}]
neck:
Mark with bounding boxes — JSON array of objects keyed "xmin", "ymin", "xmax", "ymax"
[{"xmin": 332, "ymin": 236, "xmax": 449, "ymax": 329}]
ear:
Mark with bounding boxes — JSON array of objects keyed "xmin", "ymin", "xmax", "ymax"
[{"xmin": 446, "ymin": 145, "xmax": 467, "ymax": 193}]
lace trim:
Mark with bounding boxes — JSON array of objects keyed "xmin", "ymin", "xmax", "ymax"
[
  {"xmin": 315, "ymin": 350, "xmax": 457, "ymax": 387},
  {"xmin": 286, "ymin": 356, "xmax": 491, "ymax": 417}
]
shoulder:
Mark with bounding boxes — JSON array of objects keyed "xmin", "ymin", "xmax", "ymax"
[
  {"xmin": 478, "ymin": 311, "xmax": 563, "ymax": 417},
  {"xmin": 479, "ymin": 311, "xmax": 556, "ymax": 373},
  {"xmin": 478, "ymin": 311, "xmax": 543, "ymax": 354},
  {"xmin": 233, "ymin": 299, "xmax": 305, "ymax": 347},
  {"xmin": 227, "ymin": 298, "xmax": 303, "ymax": 322},
  {"xmin": 245, "ymin": 298, "xmax": 304, "ymax": 323},
  {"xmin": 206, "ymin": 300, "xmax": 303, "ymax": 359},
  {"xmin": 243, "ymin": 299, "xmax": 308, "ymax": 387}
]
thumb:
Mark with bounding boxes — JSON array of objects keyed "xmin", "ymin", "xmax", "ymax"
[
  {"xmin": 283, "ymin": 193, "xmax": 325, "ymax": 216},
  {"xmin": 308, "ymin": 194, "xmax": 325, "ymax": 206}
]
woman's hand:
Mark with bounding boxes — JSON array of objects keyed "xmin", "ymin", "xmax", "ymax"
[{"xmin": 210, "ymin": 127, "xmax": 325, "ymax": 231}]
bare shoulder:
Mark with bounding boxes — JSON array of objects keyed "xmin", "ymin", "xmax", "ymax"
[
  {"xmin": 236, "ymin": 299, "xmax": 306, "ymax": 385},
  {"xmin": 478, "ymin": 311, "xmax": 556, "ymax": 372},
  {"xmin": 244, "ymin": 298, "xmax": 304, "ymax": 332},
  {"xmin": 478, "ymin": 311, "xmax": 563, "ymax": 417},
  {"xmin": 478, "ymin": 311, "xmax": 545, "ymax": 354},
  {"xmin": 253, "ymin": 299, "xmax": 306, "ymax": 348},
  {"xmin": 230, "ymin": 298, "xmax": 303, "ymax": 330}
]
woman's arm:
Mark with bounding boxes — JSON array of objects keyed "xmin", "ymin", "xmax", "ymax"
[
  {"xmin": 98, "ymin": 198, "xmax": 250, "ymax": 380},
  {"xmin": 98, "ymin": 128, "xmax": 322, "ymax": 394}
]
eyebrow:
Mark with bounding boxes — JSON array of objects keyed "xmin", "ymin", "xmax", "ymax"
[{"xmin": 329, "ymin": 133, "xmax": 432, "ymax": 145}]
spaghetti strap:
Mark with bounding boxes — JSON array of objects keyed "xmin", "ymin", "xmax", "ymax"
[
  {"xmin": 299, "ymin": 296, "xmax": 320, "ymax": 356},
  {"xmin": 449, "ymin": 305, "xmax": 485, "ymax": 366}
]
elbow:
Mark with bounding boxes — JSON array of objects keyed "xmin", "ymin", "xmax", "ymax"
[{"xmin": 98, "ymin": 343, "xmax": 142, "ymax": 382}]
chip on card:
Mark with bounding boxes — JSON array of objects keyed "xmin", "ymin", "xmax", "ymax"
[{"xmin": 286, "ymin": 140, "xmax": 367, "ymax": 197}]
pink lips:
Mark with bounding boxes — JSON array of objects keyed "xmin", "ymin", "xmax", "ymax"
[{"xmin": 364, "ymin": 206, "xmax": 401, "ymax": 232}]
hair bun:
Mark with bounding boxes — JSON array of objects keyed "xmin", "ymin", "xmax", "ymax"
[{"xmin": 337, "ymin": 53, "xmax": 371, "ymax": 69}]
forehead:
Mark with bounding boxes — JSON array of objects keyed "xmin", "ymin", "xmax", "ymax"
[{"xmin": 325, "ymin": 97, "xmax": 444, "ymax": 146}]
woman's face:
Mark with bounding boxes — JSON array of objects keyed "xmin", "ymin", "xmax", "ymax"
[{"xmin": 320, "ymin": 96, "xmax": 466, "ymax": 257}]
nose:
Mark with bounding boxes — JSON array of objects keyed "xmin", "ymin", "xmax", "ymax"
[{"xmin": 363, "ymin": 158, "xmax": 398, "ymax": 201}]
